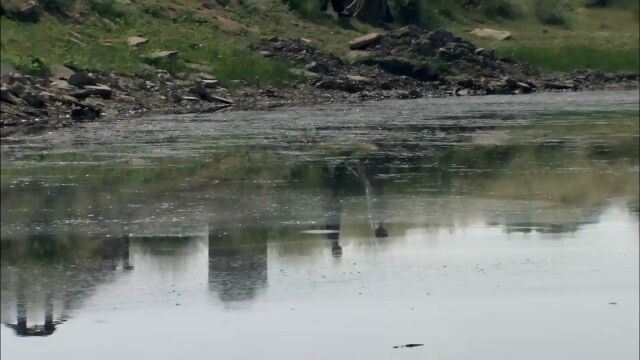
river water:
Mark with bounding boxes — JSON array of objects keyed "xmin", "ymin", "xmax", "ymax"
[{"xmin": 1, "ymin": 90, "xmax": 638, "ymax": 360}]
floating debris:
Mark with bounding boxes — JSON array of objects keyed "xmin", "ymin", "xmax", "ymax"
[{"xmin": 393, "ymin": 344, "xmax": 424, "ymax": 349}]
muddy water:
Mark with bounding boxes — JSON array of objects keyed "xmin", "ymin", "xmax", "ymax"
[{"xmin": 1, "ymin": 90, "xmax": 638, "ymax": 360}]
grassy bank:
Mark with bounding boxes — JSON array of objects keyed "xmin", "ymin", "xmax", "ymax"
[{"xmin": 0, "ymin": 0, "xmax": 638, "ymax": 83}]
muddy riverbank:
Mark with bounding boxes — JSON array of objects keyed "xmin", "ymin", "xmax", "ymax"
[{"xmin": 1, "ymin": 26, "xmax": 638, "ymax": 137}]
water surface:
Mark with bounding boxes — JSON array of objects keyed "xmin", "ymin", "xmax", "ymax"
[{"xmin": 1, "ymin": 90, "xmax": 639, "ymax": 360}]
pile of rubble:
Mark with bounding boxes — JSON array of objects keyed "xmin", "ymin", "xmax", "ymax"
[
  {"xmin": 251, "ymin": 26, "xmax": 638, "ymax": 96},
  {"xmin": 0, "ymin": 64, "xmax": 234, "ymax": 136}
]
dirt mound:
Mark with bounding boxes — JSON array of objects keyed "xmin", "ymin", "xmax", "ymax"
[{"xmin": 250, "ymin": 27, "xmax": 544, "ymax": 95}]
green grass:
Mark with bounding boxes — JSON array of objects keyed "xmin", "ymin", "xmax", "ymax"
[
  {"xmin": 533, "ymin": 0, "xmax": 569, "ymax": 27},
  {"xmin": 497, "ymin": 45, "xmax": 639, "ymax": 72},
  {"xmin": 453, "ymin": 6, "xmax": 639, "ymax": 72},
  {"xmin": 0, "ymin": 13, "xmax": 297, "ymax": 86},
  {"xmin": 0, "ymin": 0, "xmax": 638, "ymax": 79}
]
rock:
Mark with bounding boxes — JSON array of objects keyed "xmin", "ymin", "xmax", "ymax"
[
  {"xmin": 49, "ymin": 64, "xmax": 74, "ymax": 80},
  {"xmin": 7, "ymin": 82, "xmax": 26, "ymax": 97},
  {"xmin": 316, "ymin": 78, "xmax": 364, "ymax": 93},
  {"xmin": 470, "ymin": 28, "xmax": 512, "ymax": 41},
  {"xmin": 346, "ymin": 50, "xmax": 372, "ymax": 62},
  {"xmin": 189, "ymin": 72, "xmax": 217, "ymax": 81},
  {"xmin": 0, "ymin": 62, "xmax": 17, "ymax": 79},
  {"xmin": 127, "ymin": 36, "xmax": 148, "ymax": 47},
  {"xmin": 211, "ymin": 16, "xmax": 246, "ymax": 32},
  {"xmin": 289, "ymin": 68, "xmax": 319, "ymax": 78},
  {"xmin": 361, "ymin": 57, "xmax": 437, "ymax": 81},
  {"xmin": 68, "ymin": 71, "xmax": 98, "ymax": 88},
  {"xmin": 516, "ymin": 81, "xmax": 534, "ymax": 93},
  {"xmin": 49, "ymin": 79, "xmax": 72, "ymax": 90},
  {"xmin": 184, "ymin": 63, "xmax": 214, "ymax": 72},
  {"xmin": 181, "ymin": 96, "xmax": 200, "ymax": 102},
  {"xmin": 209, "ymin": 95, "xmax": 233, "ymax": 104},
  {"xmin": 397, "ymin": 89, "xmax": 422, "ymax": 99},
  {"xmin": 71, "ymin": 85, "xmax": 113, "ymax": 99},
  {"xmin": 68, "ymin": 37, "xmax": 86, "ymax": 47},
  {"xmin": 51, "ymin": 94, "xmax": 81, "ymax": 105},
  {"xmin": 199, "ymin": 79, "xmax": 219, "ymax": 88},
  {"xmin": 188, "ymin": 85, "xmax": 210, "ymax": 100},
  {"xmin": 455, "ymin": 88, "xmax": 470, "ymax": 96},
  {"xmin": 22, "ymin": 91, "xmax": 46, "ymax": 107},
  {"xmin": 12, "ymin": 74, "xmax": 34, "ymax": 85},
  {"xmin": 305, "ymin": 61, "xmax": 330, "ymax": 74},
  {"xmin": 300, "ymin": 37, "xmax": 312, "ymax": 44},
  {"xmin": 346, "ymin": 75, "xmax": 370, "ymax": 82},
  {"xmin": 146, "ymin": 51, "xmax": 178, "ymax": 60},
  {"xmin": 14, "ymin": 1, "xmax": 40, "ymax": 23},
  {"xmin": 367, "ymin": 57, "xmax": 415, "ymax": 77},
  {"xmin": 0, "ymin": 86, "xmax": 18, "ymax": 104},
  {"xmin": 70, "ymin": 105, "xmax": 100, "ymax": 121},
  {"xmin": 259, "ymin": 51, "xmax": 274, "ymax": 57},
  {"xmin": 543, "ymin": 81, "xmax": 576, "ymax": 90},
  {"xmin": 349, "ymin": 33, "xmax": 383, "ymax": 50}
]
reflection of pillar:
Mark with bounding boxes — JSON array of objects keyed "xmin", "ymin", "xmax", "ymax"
[
  {"xmin": 324, "ymin": 163, "xmax": 348, "ymax": 256},
  {"xmin": 361, "ymin": 161, "xmax": 389, "ymax": 238},
  {"xmin": 208, "ymin": 228, "xmax": 268, "ymax": 303},
  {"xmin": 16, "ymin": 282, "xmax": 27, "ymax": 335},
  {"xmin": 122, "ymin": 235, "xmax": 134, "ymax": 271},
  {"xmin": 44, "ymin": 292, "xmax": 54, "ymax": 334},
  {"xmin": 331, "ymin": 240, "xmax": 342, "ymax": 257}
]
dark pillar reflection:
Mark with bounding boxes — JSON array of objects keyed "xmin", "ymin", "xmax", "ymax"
[
  {"xmin": 2, "ymin": 233, "xmax": 135, "ymax": 337},
  {"xmin": 208, "ymin": 227, "xmax": 268, "ymax": 303},
  {"xmin": 16, "ymin": 281, "xmax": 27, "ymax": 335},
  {"xmin": 323, "ymin": 162, "xmax": 350, "ymax": 257},
  {"xmin": 369, "ymin": 168, "xmax": 389, "ymax": 238},
  {"xmin": 121, "ymin": 234, "xmax": 134, "ymax": 271}
]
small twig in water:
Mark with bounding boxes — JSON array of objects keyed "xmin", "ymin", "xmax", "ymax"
[{"xmin": 393, "ymin": 344, "xmax": 424, "ymax": 349}]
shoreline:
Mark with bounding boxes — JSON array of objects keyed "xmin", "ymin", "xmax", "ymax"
[{"xmin": 2, "ymin": 27, "xmax": 639, "ymax": 138}]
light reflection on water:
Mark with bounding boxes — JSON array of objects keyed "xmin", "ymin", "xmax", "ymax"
[{"xmin": 1, "ymin": 90, "xmax": 638, "ymax": 360}]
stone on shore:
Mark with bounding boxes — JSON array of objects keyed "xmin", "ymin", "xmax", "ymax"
[
  {"xmin": 470, "ymin": 28, "xmax": 512, "ymax": 41},
  {"xmin": 146, "ymin": 51, "xmax": 178, "ymax": 60},
  {"xmin": 1, "ymin": 86, "xmax": 18, "ymax": 104},
  {"xmin": 349, "ymin": 33, "xmax": 383, "ymax": 50},
  {"xmin": 346, "ymin": 50, "xmax": 372, "ymax": 62},
  {"xmin": 50, "ymin": 64, "xmax": 75, "ymax": 80},
  {"xmin": 68, "ymin": 71, "xmax": 98, "ymax": 88},
  {"xmin": 22, "ymin": 91, "xmax": 47, "ymax": 107},
  {"xmin": 127, "ymin": 36, "xmax": 148, "ymax": 47},
  {"xmin": 71, "ymin": 85, "xmax": 113, "ymax": 99}
]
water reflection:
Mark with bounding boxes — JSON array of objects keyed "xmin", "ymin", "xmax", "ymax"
[
  {"xmin": 1, "ymin": 234, "xmax": 133, "ymax": 336},
  {"xmin": 0, "ymin": 92, "xmax": 638, "ymax": 359},
  {"xmin": 208, "ymin": 227, "xmax": 268, "ymax": 303}
]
